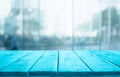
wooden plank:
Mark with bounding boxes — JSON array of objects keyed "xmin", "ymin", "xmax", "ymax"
[
  {"xmin": 59, "ymin": 50, "xmax": 90, "ymax": 76},
  {"xmin": 0, "ymin": 51, "xmax": 21, "ymax": 59},
  {"xmin": 75, "ymin": 50, "xmax": 120, "ymax": 74},
  {"xmin": 0, "ymin": 50, "xmax": 31, "ymax": 70},
  {"xmin": 0, "ymin": 51, "xmax": 45, "ymax": 76},
  {"xmin": 89, "ymin": 50, "xmax": 120, "ymax": 67},
  {"xmin": 109, "ymin": 50, "xmax": 120, "ymax": 55},
  {"xmin": 0, "ymin": 51, "xmax": 30, "ymax": 60},
  {"xmin": 29, "ymin": 50, "xmax": 58, "ymax": 76}
]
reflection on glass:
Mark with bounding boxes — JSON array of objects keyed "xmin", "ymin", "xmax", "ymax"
[
  {"xmin": 74, "ymin": 0, "xmax": 101, "ymax": 50},
  {"xmin": 0, "ymin": 0, "xmax": 120, "ymax": 50}
]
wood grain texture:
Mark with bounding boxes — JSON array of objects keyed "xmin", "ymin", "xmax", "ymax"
[
  {"xmin": 75, "ymin": 50, "xmax": 120, "ymax": 72},
  {"xmin": 0, "ymin": 51, "xmax": 45, "ymax": 76},
  {"xmin": 58, "ymin": 50, "xmax": 90, "ymax": 76},
  {"xmin": 0, "ymin": 50, "xmax": 120, "ymax": 76},
  {"xmin": 89, "ymin": 50, "xmax": 120, "ymax": 67},
  {"xmin": 29, "ymin": 50, "xmax": 58, "ymax": 76}
]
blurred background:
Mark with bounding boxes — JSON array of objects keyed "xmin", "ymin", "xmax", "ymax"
[{"xmin": 0, "ymin": 0, "xmax": 120, "ymax": 50}]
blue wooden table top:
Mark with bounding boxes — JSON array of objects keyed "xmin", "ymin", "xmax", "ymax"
[{"xmin": 0, "ymin": 50, "xmax": 120, "ymax": 77}]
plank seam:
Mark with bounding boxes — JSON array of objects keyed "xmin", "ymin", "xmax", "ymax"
[
  {"xmin": 27, "ymin": 50, "xmax": 46, "ymax": 76},
  {"xmin": 93, "ymin": 53, "xmax": 120, "ymax": 68},
  {"xmin": 57, "ymin": 50, "xmax": 59, "ymax": 77},
  {"xmin": 108, "ymin": 51, "xmax": 120, "ymax": 56},
  {"xmin": 106, "ymin": 60, "xmax": 120, "ymax": 68},
  {"xmin": 0, "ymin": 52, "xmax": 31, "ymax": 70},
  {"xmin": 73, "ymin": 51, "xmax": 93, "ymax": 72}
]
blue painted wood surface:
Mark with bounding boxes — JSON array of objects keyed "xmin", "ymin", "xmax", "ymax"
[
  {"xmin": 0, "ymin": 51, "xmax": 45, "ymax": 76},
  {"xmin": 90, "ymin": 50, "xmax": 120, "ymax": 67},
  {"xmin": 29, "ymin": 50, "xmax": 58, "ymax": 76},
  {"xmin": 75, "ymin": 50, "xmax": 120, "ymax": 71},
  {"xmin": 0, "ymin": 50, "xmax": 120, "ymax": 76}
]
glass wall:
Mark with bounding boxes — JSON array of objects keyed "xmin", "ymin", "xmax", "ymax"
[
  {"xmin": 0, "ymin": 0, "xmax": 120, "ymax": 50},
  {"xmin": 99, "ymin": 0, "xmax": 120, "ymax": 50},
  {"xmin": 74, "ymin": 0, "xmax": 101, "ymax": 50}
]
